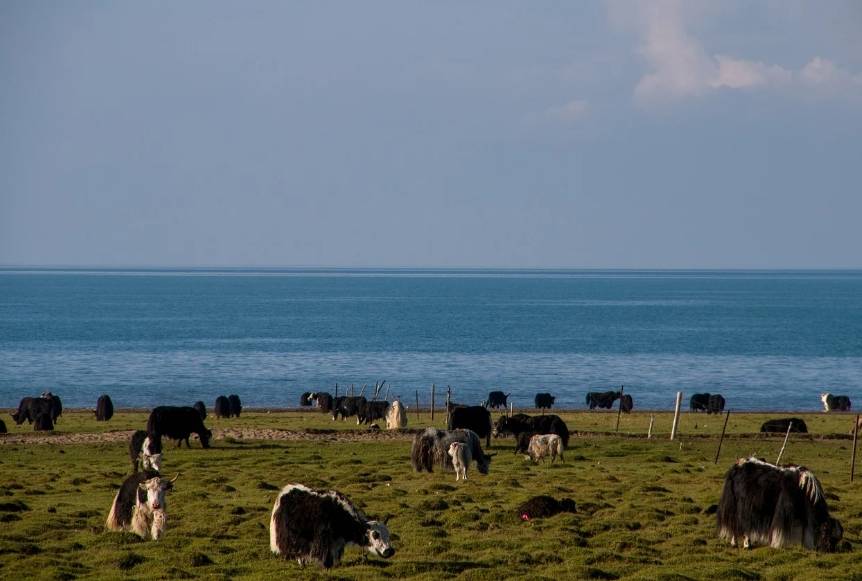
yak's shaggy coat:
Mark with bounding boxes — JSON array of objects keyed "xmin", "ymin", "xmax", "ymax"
[
  {"xmin": 411, "ymin": 428, "xmax": 491, "ymax": 474},
  {"xmin": 269, "ymin": 484, "xmax": 394, "ymax": 568},
  {"xmin": 106, "ymin": 470, "xmax": 175, "ymax": 540},
  {"xmin": 385, "ymin": 400, "xmax": 407, "ymax": 430},
  {"xmin": 717, "ymin": 457, "xmax": 843, "ymax": 551}
]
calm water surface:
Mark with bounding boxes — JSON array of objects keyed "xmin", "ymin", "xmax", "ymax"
[{"xmin": 1, "ymin": 268, "xmax": 860, "ymax": 410}]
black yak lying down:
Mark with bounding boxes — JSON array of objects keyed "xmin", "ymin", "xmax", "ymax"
[
  {"xmin": 411, "ymin": 428, "xmax": 493, "ymax": 475},
  {"xmin": 269, "ymin": 484, "xmax": 395, "ymax": 569},
  {"xmin": 517, "ymin": 496, "xmax": 577, "ymax": 521},
  {"xmin": 717, "ymin": 457, "xmax": 843, "ymax": 551},
  {"xmin": 760, "ymin": 418, "xmax": 808, "ymax": 434}
]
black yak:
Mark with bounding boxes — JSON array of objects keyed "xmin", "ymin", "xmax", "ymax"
[
  {"xmin": 214, "ymin": 395, "xmax": 231, "ymax": 418},
  {"xmin": 485, "ymin": 391, "xmax": 510, "ymax": 409},
  {"xmin": 534, "ymin": 393, "xmax": 555, "ymax": 410},
  {"xmin": 147, "ymin": 406, "xmax": 212, "ymax": 448},
  {"xmin": 760, "ymin": 418, "xmax": 808, "ymax": 434},
  {"xmin": 586, "ymin": 390, "xmax": 619, "ymax": 410},
  {"xmin": 95, "ymin": 394, "xmax": 114, "ymax": 422},
  {"xmin": 448, "ymin": 405, "xmax": 493, "ymax": 448},
  {"xmin": 228, "ymin": 394, "xmax": 242, "ymax": 417},
  {"xmin": 517, "ymin": 496, "xmax": 577, "ymax": 521}
]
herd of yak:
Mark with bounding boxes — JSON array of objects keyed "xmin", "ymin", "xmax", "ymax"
[{"xmin": 2, "ymin": 386, "xmax": 856, "ymax": 569}]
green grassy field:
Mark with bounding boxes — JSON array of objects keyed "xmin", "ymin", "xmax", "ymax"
[{"xmin": 1, "ymin": 410, "xmax": 861, "ymax": 580}]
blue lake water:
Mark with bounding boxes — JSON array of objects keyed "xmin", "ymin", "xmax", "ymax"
[{"xmin": 1, "ymin": 268, "xmax": 861, "ymax": 411}]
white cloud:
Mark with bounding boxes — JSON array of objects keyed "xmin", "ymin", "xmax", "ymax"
[
  {"xmin": 617, "ymin": 0, "xmax": 862, "ymax": 105},
  {"xmin": 547, "ymin": 99, "xmax": 589, "ymax": 123}
]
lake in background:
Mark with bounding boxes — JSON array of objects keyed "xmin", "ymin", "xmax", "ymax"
[{"xmin": 1, "ymin": 268, "xmax": 861, "ymax": 411}]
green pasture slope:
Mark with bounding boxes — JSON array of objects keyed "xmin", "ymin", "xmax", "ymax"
[{"xmin": 1, "ymin": 410, "xmax": 861, "ymax": 580}]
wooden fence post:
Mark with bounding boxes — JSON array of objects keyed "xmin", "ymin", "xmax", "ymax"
[
  {"xmin": 670, "ymin": 392, "xmax": 683, "ymax": 441},
  {"xmin": 445, "ymin": 386, "xmax": 451, "ymax": 424},
  {"xmin": 335, "ymin": 383, "xmax": 338, "ymax": 399},
  {"xmin": 384, "ymin": 383, "xmax": 391, "ymax": 402},
  {"xmin": 431, "ymin": 384, "xmax": 435, "ymax": 421},
  {"xmin": 615, "ymin": 385, "xmax": 625, "ymax": 433},
  {"xmin": 852, "ymin": 415, "xmax": 860, "ymax": 482},
  {"xmin": 415, "ymin": 390, "xmax": 420, "ymax": 422},
  {"xmin": 647, "ymin": 414, "xmax": 655, "ymax": 439},
  {"xmin": 714, "ymin": 410, "xmax": 731, "ymax": 464}
]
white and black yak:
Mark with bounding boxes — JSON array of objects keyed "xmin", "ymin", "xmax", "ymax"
[
  {"xmin": 95, "ymin": 394, "xmax": 114, "ymax": 422},
  {"xmin": 821, "ymin": 392, "xmax": 851, "ymax": 412},
  {"xmin": 411, "ymin": 428, "xmax": 493, "ymax": 474},
  {"xmin": 448, "ymin": 442, "xmax": 470, "ymax": 481},
  {"xmin": 447, "ymin": 405, "xmax": 493, "ymax": 447},
  {"xmin": 106, "ymin": 470, "xmax": 177, "ymax": 540},
  {"xmin": 517, "ymin": 496, "xmax": 577, "ymax": 521},
  {"xmin": 717, "ymin": 457, "xmax": 843, "ymax": 551},
  {"xmin": 313, "ymin": 392, "xmax": 333, "ymax": 412},
  {"xmin": 332, "ymin": 396, "xmax": 366, "ymax": 422},
  {"xmin": 129, "ymin": 430, "xmax": 163, "ymax": 473},
  {"xmin": 269, "ymin": 484, "xmax": 395, "ymax": 569},
  {"xmin": 300, "ymin": 392, "xmax": 315, "ymax": 407},
  {"xmin": 385, "ymin": 400, "xmax": 407, "ymax": 430},
  {"xmin": 214, "ymin": 395, "xmax": 231, "ymax": 418},
  {"xmin": 147, "ymin": 406, "xmax": 212, "ymax": 448},
  {"xmin": 228, "ymin": 394, "xmax": 243, "ymax": 417}
]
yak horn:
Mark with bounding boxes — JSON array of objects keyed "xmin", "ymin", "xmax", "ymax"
[{"xmin": 169, "ymin": 473, "xmax": 180, "ymax": 483}]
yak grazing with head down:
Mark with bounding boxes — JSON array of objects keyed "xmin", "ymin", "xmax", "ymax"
[
  {"xmin": 717, "ymin": 457, "xmax": 843, "ymax": 552},
  {"xmin": 95, "ymin": 394, "xmax": 114, "ymax": 421},
  {"xmin": 106, "ymin": 470, "xmax": 177, "ymax": 540},
  {"xmin": 147, "ymin": 406, "xmax": 212, "ymax": 448},
  {"xmin": 411, "ymin": 428, "xmax": 493, "ymax": 475},
  {"xmin": 270, "ymin": 484, "xmax": 395, "ymax": 569}
]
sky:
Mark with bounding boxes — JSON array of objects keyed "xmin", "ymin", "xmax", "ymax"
[{"xmin": 1, "ymin": 0, "xmax": 861, "ymax": 269}]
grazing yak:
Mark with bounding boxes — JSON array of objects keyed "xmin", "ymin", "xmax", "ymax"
[
  {"xmin": 214, "ymin": 395, "xmax": 231, "ymax": 418},
  {"xmin": 526, "ymin": 434, "xmax": 564, "ymax": 464},
  {"xmin": 620, "ymin": 394, "xmax": 634, "ymax": 413},
  {"xmin": 534, "ymin": 393, "xmax": 555, "ymax": 410},
  {"xmin": 313, "ymin": 392, "xmax": 333, "ymax": 412},
  {"xmin": 34, "ymin": 412, "xmax": 54, "ymax": 431},
  {"xmin": 517, "ymin": 496, "xmax": 577, "ymax": 521},
  {"xmin": 493, "ymin": 413, "xmax": 570, "ymax": 449},
  {"xmin": 228, "ymin": 394, "xmax": 243, "ymax": 417},
  {"xmin": 708, "ymin": 394, "xmax": 726, "ymax": 414},
  {"xmin": 485, "ymin": 391, "xmax": 510, "ymax": 409},
  {"xmin": 106, "ymin": 470, "xmax": 177, "ymax": 540},
  {"xmin": 690, "ymin": 393, "xmax": 711, "ymax": 412},
  {"xmin": 300, "ymin": 392, "xmax": 315, "ymax": 407},
  {"xmin": 269, "ymin": 484, "xmax": 395, "ymax": 569},
  {"xmin": 821, "ymin": 393, "xmax": 851, "ymax": 412},
  {"xmin": 332, "ymin": 396, "xmax": 367, "ymax": 422},
  {"xmin": 95, "ymin": 394, "xmax": 114, "ymax": 422},
  {"xmin": 717, "ymin": 457, "xmax": 843, "ymax": 551},
  {"xmin": 448, "ymin": 405, "xmax": 493, "ymax": 447},
  {"xmin": 448, "ymin": 442, "xmax": 470, "ymax": 481},
  {"xmin": 147, "ymin": 406, "xmax": 212, "ymax": 448},
  {"xmin": 0, "ymin": 419, "xmax": 6, "ymax": 434},
  {"xmin": 760, "ymin": 418, "xmax": 808, "ymax": 434},
  {"xmin": 411, "ymin": 428, "xmax": 493, "ymax": 474},
  {"xmin": 129, "ymin": 430, "xmax": 163, "ymax": 473},
  {"xmin": 385, "ymin": 400, "xmax": 407, "ymax": 430},
  {"xmin": 586, "ymin": 390, "xmax": 619, "ymax": 410},
  {"xmin": 358, "ymin": 400, "xmax": 389, "ymax": 425},
  {"xmin": 41, "ymin": 392, "xmax": 63, "ymax": 423},
  {"xmin": 11, "ymin": 396, "xmax": 56, "ymax": 426},
  {"xmin": 192, "ymin": 400, "xmax": 207, "ymax": 420}
]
